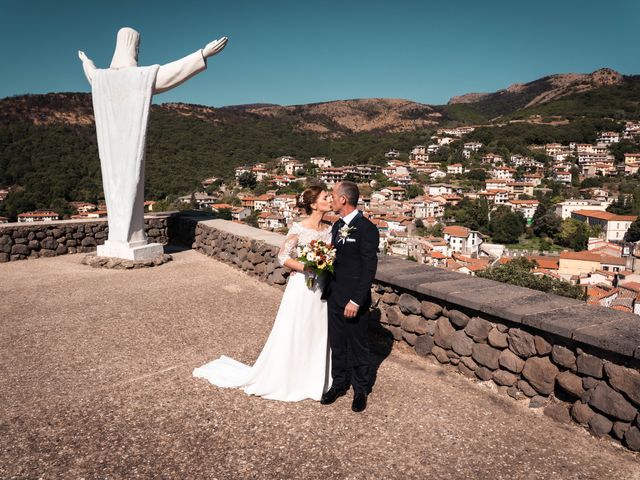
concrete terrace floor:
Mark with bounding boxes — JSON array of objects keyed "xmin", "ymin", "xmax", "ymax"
[{"xmin": 1, "ymin": 250, "xmax": 639, "ymax": 480}]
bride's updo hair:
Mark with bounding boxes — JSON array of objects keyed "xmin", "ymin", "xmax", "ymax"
[{"xmin": 297, "ymin": 186, "xmax": 324, "ymax": 215}]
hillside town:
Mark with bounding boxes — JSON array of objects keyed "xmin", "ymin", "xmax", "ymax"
[{"xmin": 6, "ymin": 122, "xmax": 640, "ymax": 315}]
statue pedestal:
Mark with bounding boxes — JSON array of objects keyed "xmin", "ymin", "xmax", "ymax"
[{"xmin": 97, "ymin": 240, "xmax": 164, "ymax": 261}]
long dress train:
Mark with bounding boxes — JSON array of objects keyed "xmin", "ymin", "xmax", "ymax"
[{"xmin": 193, "ymin": 222, "xmax": 332, "ymax": 401}]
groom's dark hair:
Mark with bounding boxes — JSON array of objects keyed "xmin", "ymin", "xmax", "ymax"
[{"xmin": 338, "ymin": 181, "xmax": 359, "ymax": 207}]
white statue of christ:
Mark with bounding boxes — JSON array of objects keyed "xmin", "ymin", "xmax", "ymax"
[{"xmin": 78, "ymin": 27, "xmax": 227, "ymax": 260}]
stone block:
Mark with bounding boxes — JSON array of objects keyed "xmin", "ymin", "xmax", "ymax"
[
  {"xmin": 450, "ymin": 330, "xmax": 474, "ymax": 357},
  {"xmin": 612, "ymin": 421, "xmax": 631, "ymax": 441},
  {"xmin": 11, "ymin": 244, "xmax": 30, "ymax": 255},
  {"xmin": 401, "ymin": 314, "xmax": 430, "ymax": 335},
  {"xmin": 604, "ymin": 362, "xmax": 640, "ymax": 406},
  {"xmin": 544, "ymin": 403, "xmax": 571, "ymax": 424},
  {"xmin": 458, "ymin": 363, "xmax": 475, "ymax": 378},
  {"xmin": 583, "ymin": 377, "xmax": 600, "ymax": 391},
  {"xmin": 420, "ymin": 301, "xmax": 442, "ymax": 320},
  {"xmin": 556, "ymin": 371, "xmax": 585, "ymax": 398},
  {"xmin": 472, "ymin": 344, "xmax": 501, "ymax": 370},
  {"xmin": 475, "ymin": 366, "xmax": 493, "ymax": 381},
  {"xmin": 447, "ymin": 309, "xmax": 471, "ymax": 328},
  {"xmin": 589, "ymin": 414, "xmax": 613, "ymax": 437},
  {"xmin": 488, "ymin": 292, "xmax": 582, "ymax": 324},
  {"xmin": 414, "ymin": 335, "xmax": 434, "ymax": 357},
  {"xmin": 488, "ymin": 328, "xmax": 508, "ymax": 349},
  {"xmin": 464, "ymin": 317, "xmax": 493, "ymax": 342},
  {"xmin": 402, "ymin": 331, "xmax": 418, "ymax": 346},
  {"xmin": 81, "ymin": 237, "xmax": 97, "ymax": 247},
  {"xmin": 571, "ymin": 401, "xmax": 595, "ymax": 425},
  {"xmin": 461, "ymin": 356, "xmax": 478, "ymax": 371},
  {"xmin": 588, "ymin": 383, "xmax": 637, "ymax": 422},
  {"xmin": 522, "ymin": 356, "xmax": 559, "ymax": 395},
  {"xmin": 534, "ymin": 336, "xmax": 552, "ymax": 356},
  {"xmin": 381, "ymin": 292, "xmax": 399, "ymax": 305},
  {"xmin": 551, "ymin": 345, "xmax": 576, "ymax": 371},
  {"xmin": 398, "ymin": 293, "xmax": 421, "ymax": 315},
  {"xmin": 444, "ymin": 283, "xmax": 516, "ymax": 313},
  {"xmin": 432, "ymin": 346, "xmax": 450, "ymax": 364},
  {"xmin": 517, "ymin": 379, "xmax": 538, "ymax": 398},
  {"xmin": 493, "ymin": 369, "xmax": 517, "ymax": 387},
  {"xmin": 522, "ymin": 304, "xmax": 622, "ymax": 342},
  {"xmin": 624, "ymin": 426, "xmax": 640, "ymax": 451},
  {"xmin": 433, "ymin": 317, "xmax": 455, "ymax": 350},
  {"xmin": 528, "ymin": 396, "xmax": 546, "ymax": 409},
  {"xmin": 386, "ymin": 306, "xmax": 403, "ymax": 327},
  {"xmin": 576, "ymin": 352, "xmax": 603, "ymax": 378},
  {"xmin": 508, "ymin": 329, "xmax": 537, "ymax": 358}
]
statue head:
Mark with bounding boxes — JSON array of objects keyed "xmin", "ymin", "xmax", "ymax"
[{"xmin": 110, "ymin": 27, "xmax": 140, "ymax": 69}]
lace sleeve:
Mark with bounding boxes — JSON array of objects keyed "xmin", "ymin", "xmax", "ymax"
[{"xmin": 277, "ymin": 223, "xmax": 301, "ymax": 266}]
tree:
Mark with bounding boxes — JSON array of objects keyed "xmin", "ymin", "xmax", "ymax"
[
  {"xmin": 405, "ymin": 184, "xmax": 423, "ymax": 199},
  {"xmin": 625, "ymin": 218, "xmax": 640, "ymax": 242},
  {"xmin": 477, "ymin": 257, "xmax": 585, "ymax": 300},
  {"xmin": 238, "ymin": 171, "xmax": 257, "ymax": 189},
  {"xmin": 532, "ymin": 203, "xmax": 562, "ymax": 239},
  {"xmin": 489, "ymin": 206, "xmax": 526, "ymax": 244},
  {"xmin": 555, "ymin": 218, "xmax": 599, "ymax": 251},
  {"xmin": 467, "ymin": 168, "xmax": 487, "ymax": 182},
  {"xmin": 607, "ymin": 194, "xmax": 632, "ymax": 215},
  {"xmin": 445, "ymin": 198, "xmax": 489, "ymax": 232}
]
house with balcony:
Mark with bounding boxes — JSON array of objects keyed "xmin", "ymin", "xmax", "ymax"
[
  {"xmin": 554, "ymin": 171, "xmax": 572, "ymax": 184},
  {"xmin": 447, "ymin": 163, "xmax": 463, "ymax": 175},
  {"xmin": 505, "ymin": 200, "xmax": 539, "ymax": 223},
  {"xmin": 490, "ymin": 166, "xmax": 516, "ymax": 180},
  {"xmin": 17, "ymin": 211, "xmax": 60, "ymax": 223},
  {"xmin": 310, "ymin": 157, "xmax": 332, "ymax": 169},
  {"xmin": 443, "ymin": 225, "xmax": 483, "ymax": 256}
]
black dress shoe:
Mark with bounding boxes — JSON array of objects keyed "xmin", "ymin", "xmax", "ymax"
[
  {"xmin": 320, "ymin": 385, "xmax": 349, "ymax": 405},
  {"xmin": 352, "ymin": 392, "xmax": 367, "ymax": 412}
]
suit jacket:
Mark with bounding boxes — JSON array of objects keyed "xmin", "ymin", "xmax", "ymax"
[{"xmin": 324, "ymin": 211, "xmax": 380, "ymax": 309}]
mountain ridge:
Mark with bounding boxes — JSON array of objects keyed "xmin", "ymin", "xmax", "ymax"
[{"xmin": 2, "ymin": 67, "xmax": 635, "ymax": 134}]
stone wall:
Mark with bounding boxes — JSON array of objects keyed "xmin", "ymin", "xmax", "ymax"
[
  {"xmin": 191, "ymin": 219, "xmax": 290, "ymax": 286},
  {"xmin": 184, "ymin": 219, "xmax": 640, "ymax": 452},
  {"xmin": 0, "ymin": 215, "xmax": 170, "ymax": 262}
]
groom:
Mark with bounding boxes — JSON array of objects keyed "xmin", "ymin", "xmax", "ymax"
[{"xmin": 322, "ymin": 181, "xmax": 380, "ymax": 412}]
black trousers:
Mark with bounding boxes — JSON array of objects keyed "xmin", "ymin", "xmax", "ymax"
[{"xmin": 327, "ymin": 300, "xmax": 369, "ymax": 394}]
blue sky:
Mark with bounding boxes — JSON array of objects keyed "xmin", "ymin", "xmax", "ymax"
[{"xmin": 1, "ymin": 0, "xmax": 639, "ymax": 107}]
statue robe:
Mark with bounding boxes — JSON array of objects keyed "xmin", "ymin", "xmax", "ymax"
[{"xmin": 89, "ymin": 51, "xmax": 206, "ymax": 254}]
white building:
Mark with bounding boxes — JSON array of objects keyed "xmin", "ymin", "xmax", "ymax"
[
  {"xmin": 555, "ymin": 199, "xmax": 611, "ymax": 219},
  {"xmin": 310, "ymin": 157, "xmax": 332, "ymax": 169},
  {"xmin": 443, "ymin": 225, "xmax": 483, "ymax": 256},
  {"xmin": 17, "ymin": 211, "xmax": 60, "ymax": 223}
]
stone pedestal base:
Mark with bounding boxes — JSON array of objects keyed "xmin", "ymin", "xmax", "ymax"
[
  {"xmin": 97, "ymin": 241, "xmax": 164, "ymax": 261},
  {"xmin": 82, "ymin": 252, "xmax": 172, "ymax": 269}
]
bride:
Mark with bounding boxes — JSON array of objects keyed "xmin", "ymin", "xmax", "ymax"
[{"xmin": 193, "ymin": 186, "xmax": 333, "ymax": 401}]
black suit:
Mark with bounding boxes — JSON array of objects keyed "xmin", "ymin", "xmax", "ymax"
[{"xmin": 325, "ymin": 211, "xmax": 379, "ymax": 395}]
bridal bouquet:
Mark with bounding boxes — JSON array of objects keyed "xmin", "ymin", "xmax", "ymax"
[{"xmin": 297, "ymin": 240, "xmax": 336, "ymax": 288}]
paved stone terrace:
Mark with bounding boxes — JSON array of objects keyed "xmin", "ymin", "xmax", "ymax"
[{"xmin": 1, "ymin": 251, "xmax": 639, "ymax": 479}]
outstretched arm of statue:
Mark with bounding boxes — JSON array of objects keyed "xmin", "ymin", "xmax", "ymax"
[
  {"xmin": 78, "ymin": 50, "xmax": 97, "ymax": 84},
  {"xmin": 154, "ymin": 36, "xmax": 228, "ymax": 94}
]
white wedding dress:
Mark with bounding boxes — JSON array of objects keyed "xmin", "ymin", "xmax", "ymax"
[{"xmin": 193, "ymin": 222, "xmax": 332, "ymax": 401}]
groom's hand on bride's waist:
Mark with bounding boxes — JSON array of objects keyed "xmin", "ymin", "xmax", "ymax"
[{"xmin": 344, "ymin": 301, "xmax": 359, "ymax": 319}]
